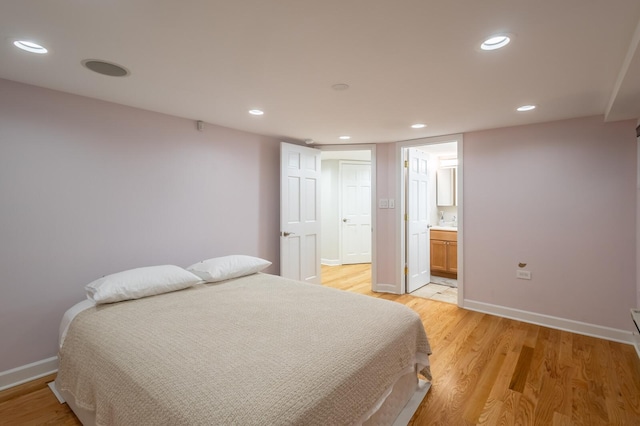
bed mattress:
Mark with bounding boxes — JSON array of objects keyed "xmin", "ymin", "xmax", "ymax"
[{"xmin": 56, "ymin": 273, "xmax": 431, "ymax": 425}]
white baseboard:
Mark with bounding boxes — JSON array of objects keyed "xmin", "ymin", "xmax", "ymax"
[
  {"xmin": 463, "ymin": 299, "xmax": 634, "ymax": 345},
  {"xmin": 0, "ymin": 356, "xmax": 58, "ymax": 391},
  {"xmin": 321, "ymin": 258, "xmax": 341, "ymax": 266}
]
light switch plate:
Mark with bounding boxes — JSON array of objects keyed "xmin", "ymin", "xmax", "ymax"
[
  {"xmin": 388, "ymin": 199, "xmax": 395, "ymax": 208},
  {"xmin": 379, "ymin": 199, "xmax": 389, "ymax": 209}
]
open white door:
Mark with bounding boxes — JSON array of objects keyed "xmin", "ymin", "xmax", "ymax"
[
  {"xmin": 280, "ymin": 142, "xmax": 321, "ymax": 284},
  {"xmin": 341, "ymin": 162, "xmax": 372, "ymax": 264},
  {"xmin": 406, "ymin": 148, "xmax": 431, "ymax": 293}
]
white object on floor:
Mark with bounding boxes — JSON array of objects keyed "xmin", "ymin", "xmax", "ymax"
[{"xmin": 48, "ymin": 381, "xmax": 65, "ymax": 403}]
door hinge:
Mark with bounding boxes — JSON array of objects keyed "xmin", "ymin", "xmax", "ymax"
[
  {"xmin": 404, "ymin": 213, "xmax": 408, "ymax": 221},
  {"xmin": 404, "ymin": 266, "xmax": 408, "ymax": 275},
  {"xmin": 404, "ymin": 160, "xmax": 409, "ymax": 168}
]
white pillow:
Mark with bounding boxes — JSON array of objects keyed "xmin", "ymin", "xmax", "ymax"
[
  {"xmin": 186, "ymin": 255, "xmax": 271, "ymax": 283},
  {"xmin": 85, "ymin": 265, "xmax": 202, "ymax": 304}
]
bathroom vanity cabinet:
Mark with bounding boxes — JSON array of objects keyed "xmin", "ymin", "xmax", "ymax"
[{"xmin": 430, "ymin": 230, "xmax": 457, "ymax": 278}]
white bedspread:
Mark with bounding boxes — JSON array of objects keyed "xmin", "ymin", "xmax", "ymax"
[{"xmin": 57, "ymin": 273, "xmax": 431, "ymax": 425}]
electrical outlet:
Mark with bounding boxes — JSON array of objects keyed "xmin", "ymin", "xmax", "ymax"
[{"xmin": 516, "ymin": 270, "xmax": 532, "ymax": 280}]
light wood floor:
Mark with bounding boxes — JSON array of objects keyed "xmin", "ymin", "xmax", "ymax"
[
  {"xmin": 1, "ymin": 264, "xmax": 639, "ymax": 425},
  {"xmin": 322, "ymin": 264, "xmax": 640, "ymax": 425}
]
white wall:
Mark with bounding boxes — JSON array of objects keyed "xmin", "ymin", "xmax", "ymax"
[{"xmin": 0, "ymin": 79, "xmax": 281, "ymax": 372}]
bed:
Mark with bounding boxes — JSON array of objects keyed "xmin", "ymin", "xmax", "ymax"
[{"xmin": 55, "ymin": 260, "xmax": 432, "ymax": 425}]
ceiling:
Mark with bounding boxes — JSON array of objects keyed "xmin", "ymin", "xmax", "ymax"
[{"xmin": 2, "ymin": 1, "xmax": 640, "ymax": 145}]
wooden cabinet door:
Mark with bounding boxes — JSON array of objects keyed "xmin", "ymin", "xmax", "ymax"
[
  {"xmin": 447, "ymin": 241, "xmax": 458, "ymax": 273},
  {"xmin": 430, "ymin": 240, "xmax": 447, "ymax": 272}
]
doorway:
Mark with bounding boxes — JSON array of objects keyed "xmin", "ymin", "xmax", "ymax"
[
  {"xmin": 399, "ymin": 135, "xmax": 463, "ymax": 306},
  {"xmin": 319, "ymin": 146, "xmax": 376, "ymax": 290}
]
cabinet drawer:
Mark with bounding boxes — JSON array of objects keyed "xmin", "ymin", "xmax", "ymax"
[{"xmin": 430, "ymin": 230, "xmax": 457, "ymax": 242}]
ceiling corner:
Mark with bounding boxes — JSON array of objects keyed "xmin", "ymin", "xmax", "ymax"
[{"xmin": 605, "ymin": 16, "xmax": 640, "ymax": 122}]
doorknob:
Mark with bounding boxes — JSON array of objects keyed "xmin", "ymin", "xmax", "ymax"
[
  {"xmin": 342, "ymin": 218, "xmax": 348, "ymax": 222},
  {"xmin": 281, "ymin": 231, "xmax": 295, "ymax": 237}
]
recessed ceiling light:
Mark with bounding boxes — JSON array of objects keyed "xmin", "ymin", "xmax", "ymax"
[
  {"xmin": 411, "ymin": 123, "xmax": 426, "ymax": 129},
  {"xmin": 248, "ymin": 109, "xmax": 264, "ymax": 115},
  {"xmin": 339, "ymin": 135, "xmax": 351, "ymax": 140},
  {"xmin": 516, "ymin": 105, "xmax": 536, "ymax": 112},
  {"xmin": 13, "ymin": 40, "xmax": 47, "ymax": 54},
  {"xmin": 82, "ymin": 59, "xmax": 129, "ymax": 77},
  {"xmin": 481, "ymin": 35, "xmax": 510, "ymax": 51}
]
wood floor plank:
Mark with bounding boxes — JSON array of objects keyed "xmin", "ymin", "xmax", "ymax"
[
  {"xmin": 552, "ymin": 411, "xmax": 573, "ymax": 426},
  {"xmin": 463, "ymin": 349, "xmax": 507, "ymax": 423},
  {"xmin": 0, "ymin": 374, "xmax": 57, "ymax": 405},
  {"xmin": 555, "ymin": 331, "xmax": 574, "ymax": 418},
  {"xmin": 0, "ymin": 387, "xmax": 80, "ymax": 426},
  {"xmin": 509, "ymin": 345, "xmax": 534, "ymax": 393},
  {"xmin": 1, "ymin": 264, "xmax": 639, "ymax": 425}
]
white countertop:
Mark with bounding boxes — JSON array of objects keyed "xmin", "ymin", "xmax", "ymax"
[{"xmin": 431, "ymin": 225, "xmax": 457, "ymax": 231}]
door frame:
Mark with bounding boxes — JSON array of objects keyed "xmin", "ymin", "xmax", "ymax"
[
  {"xmin": 397, "ymin": 134, "xmax": 464, "ymax": 306},
  {"xmin": 320, "ymin": 144, "xmax": 377, "ymax": 291}
]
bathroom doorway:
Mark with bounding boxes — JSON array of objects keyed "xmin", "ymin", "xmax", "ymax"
[{"xmin": 399, "ymin": 135, "xmax": 463, "ymax": 305}]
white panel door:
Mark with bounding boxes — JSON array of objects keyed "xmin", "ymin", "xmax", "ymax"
[
  {"xmin": 341, "ymin": 162, "xmax": 371, "ymax": 264},
  {"xmin": 280, "ymin": 142, "xmax": 321, "ymax": 284},
  {"xmin": 406, "ymin": 148, "xmax": 431, "ymax": 293}
]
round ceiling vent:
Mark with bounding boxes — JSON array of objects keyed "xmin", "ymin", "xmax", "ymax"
[{"xmin": 81, "ymin": 59, "xmax": 130, "ymax": 77}]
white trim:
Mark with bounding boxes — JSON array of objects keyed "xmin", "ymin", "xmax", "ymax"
[
  {"xmin": 464, "ymin": 299, "xmax": 635, "ymax": 344},
  {"xmin": 456, "ymin": 137, "xmax": 464, "ymax": 307},
  {"xmin": 0, "ymin": 356, "xmax": 58, "ymax": 391},
  {"xmin": 321, "ymin": 258, "xmax": 341, "ymax": 266}
]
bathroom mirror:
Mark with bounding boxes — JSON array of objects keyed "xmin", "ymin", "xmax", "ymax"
[{"xmin": 436, "ymin": 167, "xmax": 456, "ymax": 206}]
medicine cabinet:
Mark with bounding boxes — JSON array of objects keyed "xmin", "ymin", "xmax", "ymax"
[{"xmin": 436, "ymin": 167, "xmax": 457, "ymax": 206}]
